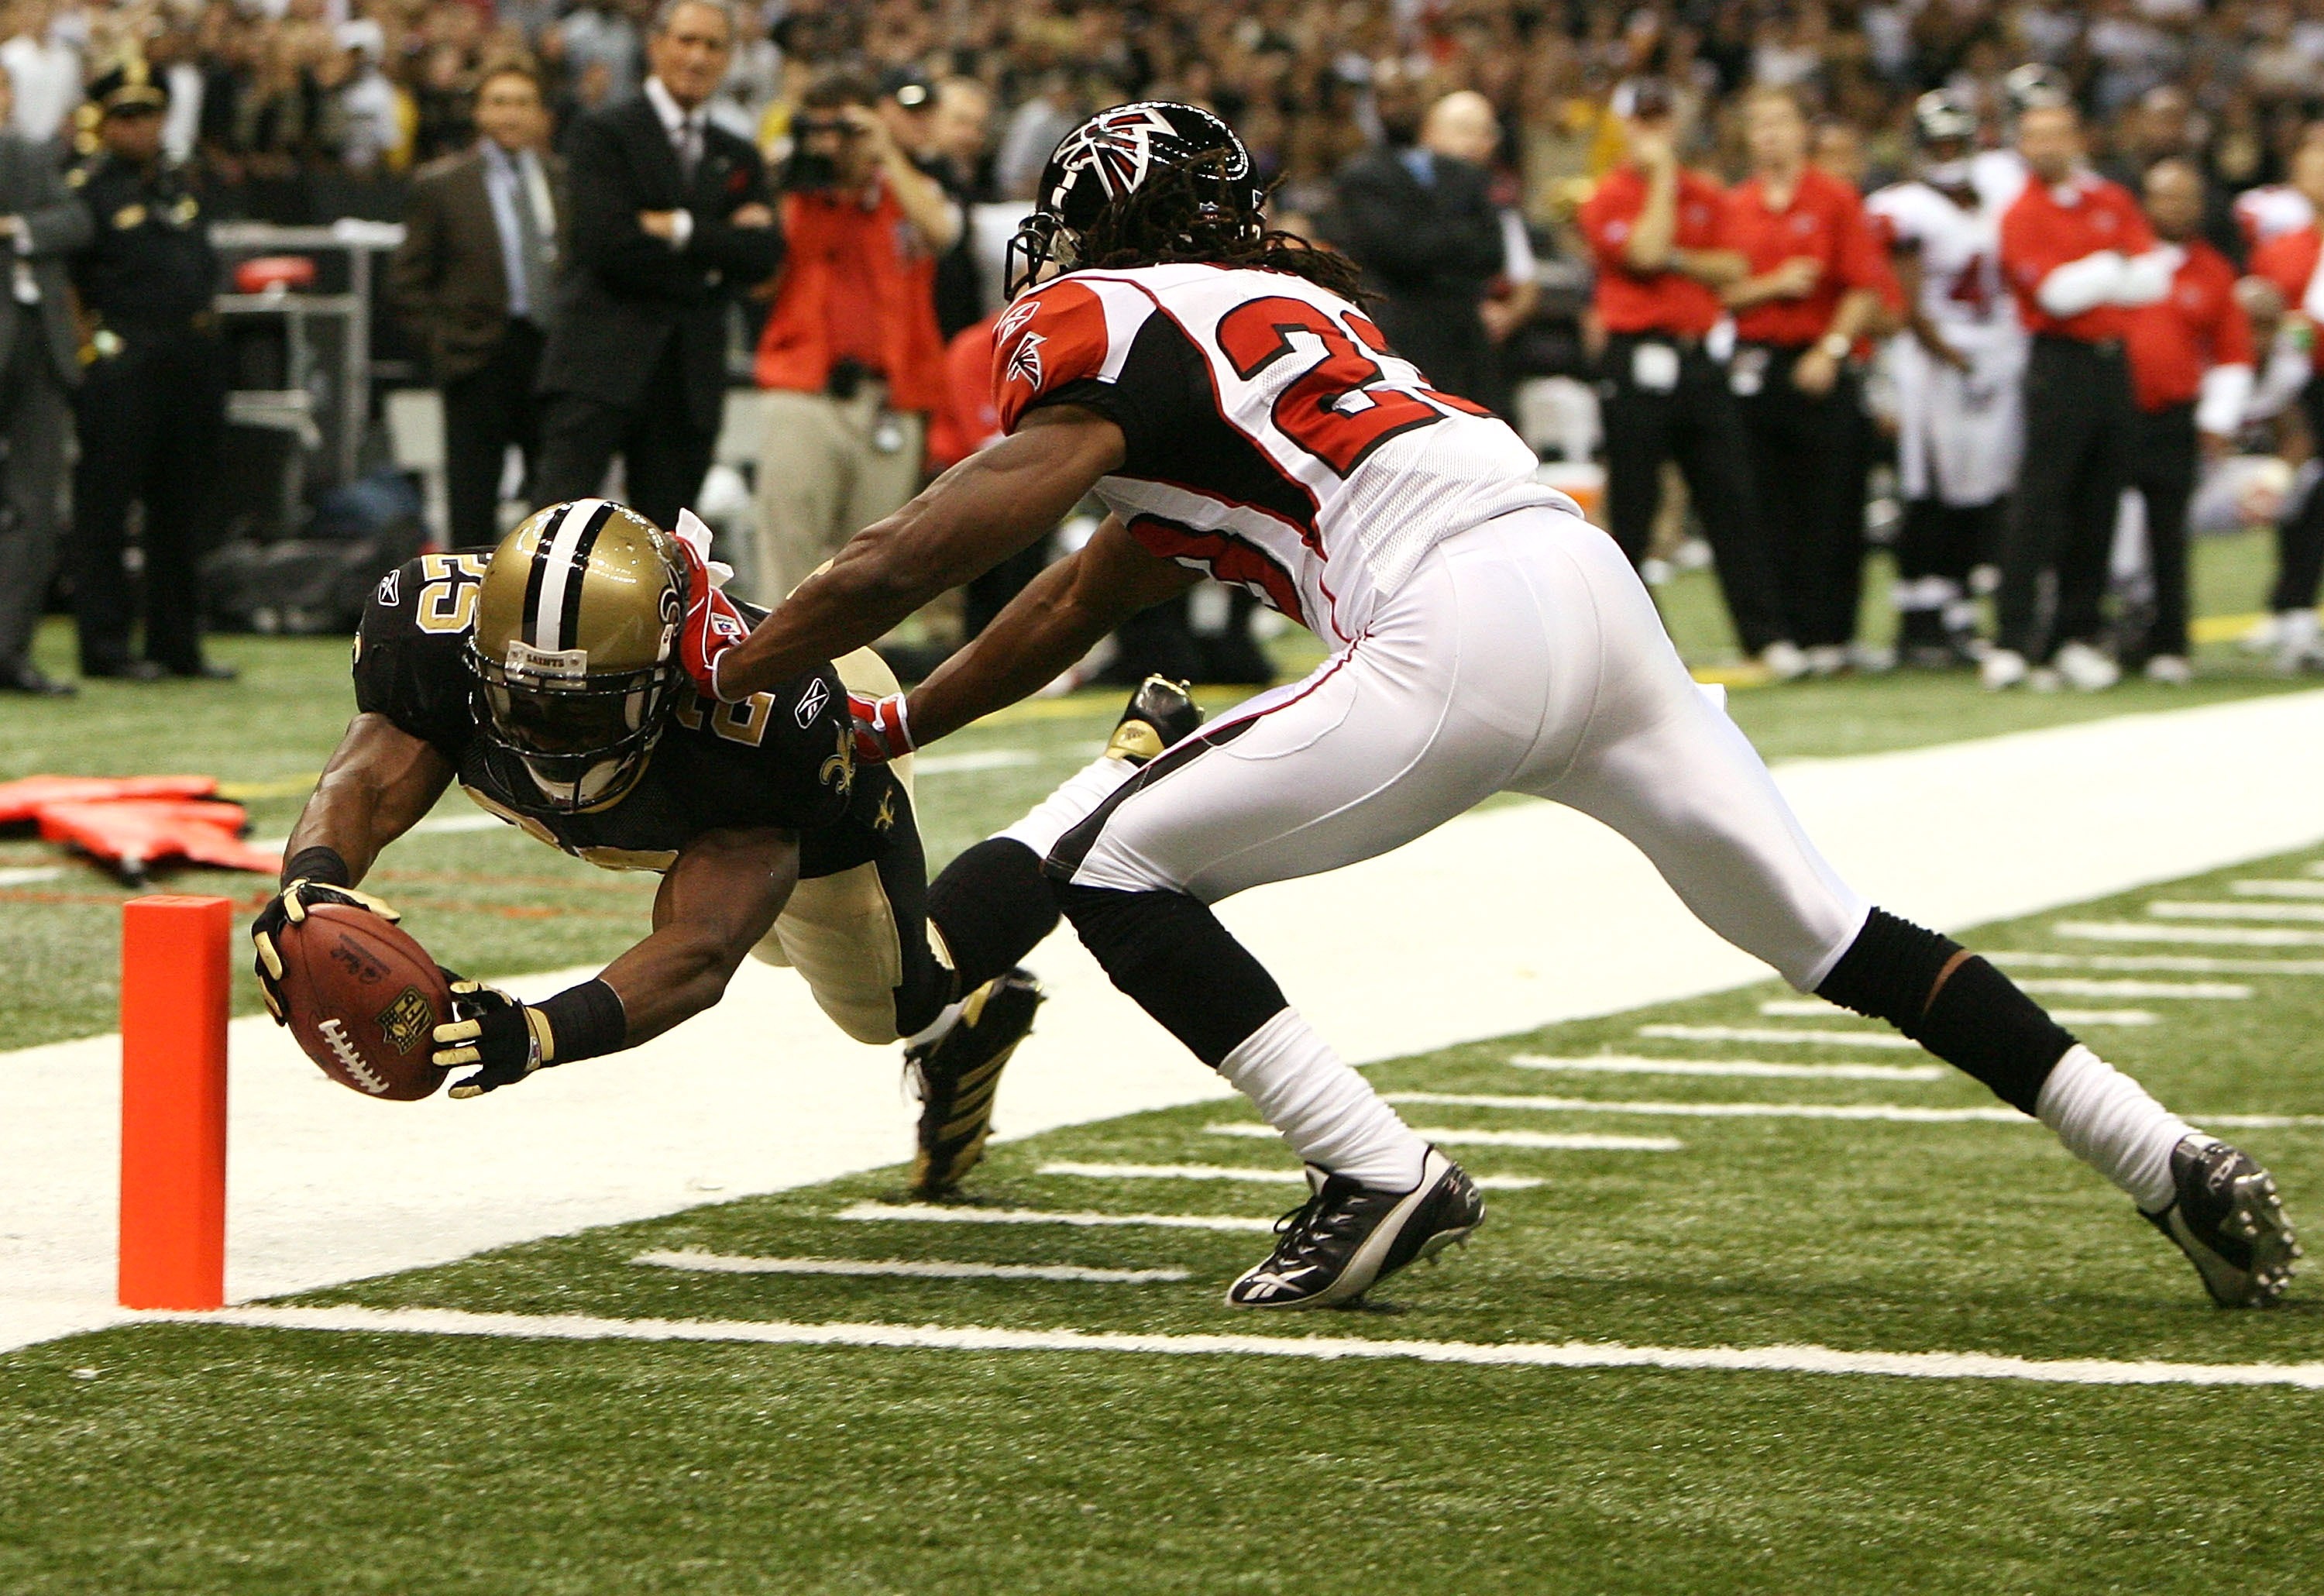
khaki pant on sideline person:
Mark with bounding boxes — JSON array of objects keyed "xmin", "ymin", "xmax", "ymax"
[{"xmin": 754, "ymin": 384, "xmax": 927, "ymax": 606}]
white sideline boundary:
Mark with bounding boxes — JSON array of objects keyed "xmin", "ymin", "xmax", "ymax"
[
  {"xmin": 144, "ymin": 1304, "xmax": 2324, "ymax": 1389},
  {"xmin": 1510, "ymin": 1054, "xmax": 1944, "ymax": 1082},
  {"xmin": 633, "ymin": 1250, "xmax": 1188, "ymax": 1284},
  {"xmin": 16, "ymin": 690, "xmax": 2324, "ymax": 1353}
]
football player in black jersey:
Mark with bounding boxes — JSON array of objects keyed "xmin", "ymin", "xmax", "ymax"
[{"xmin": 249, "ymin": 499, "xmax": 1200, "ymax": 1196}]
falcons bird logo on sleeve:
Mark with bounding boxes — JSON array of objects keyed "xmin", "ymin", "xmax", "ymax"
[{"xmin": 1006, "ymin": 330, "xmax": 1047, "ymax": 389}]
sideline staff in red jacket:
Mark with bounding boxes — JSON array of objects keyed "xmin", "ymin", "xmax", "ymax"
[
  {"xmin": 1578, "ymin": 78, "xmax": 1796, "ymax": 674},
  {"xmin": 1991, "ymin": 98, "xmax": 2174, "ymax": 691},
  {"xmin": 2123, "ymin": 160, "xmax": 2254, "ymax": 682},
  {"xmin": 1721, "ymin": 85, "xmax": 1899, "ymax": 671}
]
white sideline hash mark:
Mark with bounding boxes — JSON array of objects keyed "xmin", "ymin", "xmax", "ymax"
[
  {"xmin": 2150, "ymin": 901, "xmax": 2324, "ymax": 924},
  {"xmin": 835, "ymin": 1202, "xmax": 1277, "ymax": 1233},
  {"xmin": 2230, "ymin": 879, "xmax": 2324, "ymax": 899},
  {"xmin": 0, "ymin": 865, "xmax": 65, "ymax": 886},
  {"xmin": 1638, "ymin": 1024, "xmax": 1923, "ymax": 1050},
  {"xmin": 634, "ymin": 1250, "xmax": 1188, "ymax": 1284},
  {"xmin": 1755, "ymin": 999, "xmax": 2159, "ymax": 1025},
  {"xmin": 1377, "ymin": 1093, "xmax": 2324, "ymax": 1130},
  {"xmin": 1037, "ymin": 1162, "xmax": 1547, "ymax": 1192},
  {"xmin": 2013, "ymin": 979, "xmax": 2250, "ymax": 1000},
  {"xmin": 152, "ymin": 1305, "xmax": 2324, "ymax": 1388},
  {"xmin": 1510, "ymin": 1054, "xmax": 1944, "ymax": 1082},
  {"xmin": 909, "ymin": 749, "xmax": 1040, "ymax": 775},
  {"xmin": 1205, "ymin": 1124, "xmax": 1683, "ymax": 1152},
  {"xmin": 1990, "ymin": 951, "xmax": 2324, "ymax": 975},
  {"xmin": 2054, "ymin": 921, "xmax": 2324, "ymax": 948}
]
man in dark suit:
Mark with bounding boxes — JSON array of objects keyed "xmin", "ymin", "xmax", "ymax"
[
  {"xmin": 1329, "ymin": 84, "xmax": 1508, "ymax": 405},
  {"xmin": 388, "ymin": 60, "xmax": 567, "ymax": 550},
  {"xmin": 532, "ymin": 0, "xmax": 781, "ymax": 532},
  {"xmin": 0, "ymin": 68, "xmax": 89, "ymax": 695}
]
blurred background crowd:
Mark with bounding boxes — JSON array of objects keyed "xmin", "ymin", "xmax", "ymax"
[{"xmin": 8, "ymin": 0, "xmax": 2324, "ymax": 698}]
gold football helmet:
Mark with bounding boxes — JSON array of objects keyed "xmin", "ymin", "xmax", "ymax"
[{"xmin": 466, "ymin": 499, "xmax": 687, "ymax": 811}]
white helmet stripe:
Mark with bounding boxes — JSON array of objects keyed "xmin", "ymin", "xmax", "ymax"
[{"xmin": 530, "ymin": 497, "xmax": 607, "ymax": 652}]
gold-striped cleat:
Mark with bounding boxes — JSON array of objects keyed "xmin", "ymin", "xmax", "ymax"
[
  {"xmin": 906, "ymin": 969, "xmax": 1043, "ymax": 1199},
  {"xmin": 1103, "ymin": 676, "xmax": 1202, "ymax": 765}
]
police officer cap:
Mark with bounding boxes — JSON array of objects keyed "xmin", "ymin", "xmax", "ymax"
[{"xmin": 87, "ymin": 57, "xmax": 169, "ymax": 119}]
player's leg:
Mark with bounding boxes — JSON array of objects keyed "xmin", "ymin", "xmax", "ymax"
[
  {"xmin": 1597, "ymin": 341, "xmax": 1673, "ymax": 569},
  {"xmin": 1992, "ymin": 343, "xmax": 2096, "ymax": 676},
  {"xmin": 1674, "ymin": 360, "xmax": 1793, "ymax": 661},
  {"xmin": 1532, "ymin": 525, "xmax": 2297, "ymax": 1305}
]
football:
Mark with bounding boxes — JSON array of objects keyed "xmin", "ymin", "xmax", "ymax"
[{"xmin": 277, "ymin": 903, "xmax": 452, "ymax": 1101}]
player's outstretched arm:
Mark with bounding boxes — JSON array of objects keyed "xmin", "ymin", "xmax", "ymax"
[
  {"xmin": 903, "ymin": 516, "xmax": 1200, "ymax": 748},
  {"xmin": 696, "ymin": 404, "xmax": 1127, "ymax": 702},
  {"xmin": 431, "ymin": 826, "xmax": 800, "ymax": 1098},
  {"xmin": 598, "ymin": 825, "xmax": 801, "ymax": 1045},
  {"xmin": 253, "ymin": 714, "xmax": 456, "ymax": 1023}
]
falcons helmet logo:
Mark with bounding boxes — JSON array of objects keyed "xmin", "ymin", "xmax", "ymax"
[{"xmin": 1047, "ymin": 105, "xmax": 1197, "ymax": 205}]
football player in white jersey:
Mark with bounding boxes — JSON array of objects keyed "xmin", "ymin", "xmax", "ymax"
[
  {"xmin": 1868, "ymin": 91, "xmax": 2027, "ymax": 664},
  {"xmin": 681, "ymin": 104, "xmax": 2297, "ymax": 1313},
  {"xmin": 1967, "ymin": 64, "xmax": 2068, "ymax": 215}
]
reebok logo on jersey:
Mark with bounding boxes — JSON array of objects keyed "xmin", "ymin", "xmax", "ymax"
[
  {"xmin": 1007, "ymin": 330, "xmax": 1047, "ymax": 389},
  {"xmin": 795, "ymin": 676, "xmax": 829, "ymax": 728},
  {"xmin": 376, "ymin": 569, "xmax": 400, "ymax": 607}
]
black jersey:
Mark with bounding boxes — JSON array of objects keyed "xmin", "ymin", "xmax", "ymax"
[{"xmin": 352, "ymin": 553, "xmax": 900, "ymax": 878}]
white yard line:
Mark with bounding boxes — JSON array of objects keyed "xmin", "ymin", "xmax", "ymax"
[
  {"xmin": 2055, "ymin": 921, "xmax": 2324, "ymax": 947},
  {"xmin": 17, "ymin": 690, "xmax": 2324, "ymax": 1354},
  {"xmin": 1989, "ymin": 951, "xmax": 2324, "ymax": 975},
  {"xmin": 1638, "ymin": 1024, "xmax": 1925, "ymax": 1050},
  {"xmin": 2230, "ymin": 880, "xmax": 2324, "ymax": 899},
  {"xmin": 2150, "ymin": 901, "xmax": 2324, "ymax": 923},
  {"xmin": 1377, "ymin": 1092, "xmax": 2324, "ymax": 1130},
  {"xmin": 0, "ymin": 865, "xmax": 67, "ymax": 886},
  {"xmin": 1206, "ymin": 1123, "xmax": 1685, "ymax": 1151},
  {"xmin": 1036, "ymin": 1161, "xmax": 1545, "ymax": 1192},
  {"xmin": 909, "ymin": 749, "xmax": 1040, "ymax": 775},
  {"xmin": 1755, "ymin": 999, "xmax": 2159, "ymax": 1024},
  {"xmin": 632, "ymin": 1250, "xmax": 1188, "ymax": 1284},
  {"xmin": 834, "ymin": 1202, "xmax": 1278, "ymax": 1233},
  {"xmin": 2012, "ymin": 979, "xmax": 2250, "ymax": 999},
  {"xmin": 144, "ymin": 1304, "xmax": 2324, "ymax": 1389},
  {"xmin": 1509, "ymin": 1054, "xmax": 1944, "ymax": 1082}
]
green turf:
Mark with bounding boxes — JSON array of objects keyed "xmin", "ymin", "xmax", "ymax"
[
  {"xmin": 8, "ymin": 847, "xmax": 2324, "ymax": 1592},
  {"xmin": 3, "ymin": 528, "xmax": 2313, "ymax": 1053}
]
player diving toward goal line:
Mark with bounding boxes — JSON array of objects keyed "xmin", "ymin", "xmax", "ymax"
[
  {"xmin": 249, "ymin": 499, "xmax": 1203, "ymax": 1196},
  {"xmin": 682, "ymin": 101, "xmax": 2301, "ymax": 1311}
]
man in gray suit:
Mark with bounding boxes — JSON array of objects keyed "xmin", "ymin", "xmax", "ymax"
[
  {"xmin": 387, "ymin": 60, "xmax": 567, "ymax": 549},
  {"xmin": 0, "ymin": 70, "xmax": 88, "ymax": 695}
]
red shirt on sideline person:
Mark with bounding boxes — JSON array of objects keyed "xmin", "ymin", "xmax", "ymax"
[
  {"xmin": 1999, "ymin": 173, "xmax": 2157, "ymax": 342},
  {"xmin": 2250, "ymin": 225, "xmax": 2323, "ymax": 370},
  {"xmin": 1579, "ymin": 163, "xmax": 1731, "ymax": 337},
  {"xmin": 2126, "ymin": 239, "xmax": 2254, "ymax": 412},
  {"xmin": 1721, "ymin": 163, "xmax": 1896, "ymax": 346}
]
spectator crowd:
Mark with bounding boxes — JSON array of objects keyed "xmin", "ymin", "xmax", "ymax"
[{"xmin": 11, "ymin": 0, "xmax": 2324, "ymax": 695}]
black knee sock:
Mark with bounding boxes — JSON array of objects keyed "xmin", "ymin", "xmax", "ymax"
[
  {"xmin": 1815, "ymin": 907, "xmax": 2077, "ymax": 1113},
  {"xmin": 1055, "ymin": 883, "xmax": 1287, "ymax": 1067},
  {"xmin": 927, "ymin": 838, "xmax": 1061, "ymax": 998}
]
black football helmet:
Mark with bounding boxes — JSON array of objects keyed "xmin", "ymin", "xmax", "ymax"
[
  {"xmin": 1005, "ymin": 101, "xmax": 1267, "ymax": 297},
  {"xmin": 2003, "ymin": 64, "xmax": 2071, "ymax": 117},
  {"xmin": 1913, "ymin": 89, "xmax": 1978, "ymax": 147}
]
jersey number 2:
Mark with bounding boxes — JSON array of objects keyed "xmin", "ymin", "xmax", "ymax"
[{"xmin": 1215, "ymin": 298, "xmax": 1486, "ymax": 476}]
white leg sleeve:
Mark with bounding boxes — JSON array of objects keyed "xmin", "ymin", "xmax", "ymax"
[
  {"xmin": 1219, "ymin": 1009, "xmax": 1429, "ymax": 1192},
  {"xmin": 2034, "ymin": 1044, "xmax": 2196, "ymax": 1212}
]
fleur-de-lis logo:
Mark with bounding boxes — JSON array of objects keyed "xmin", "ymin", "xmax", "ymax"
[{"xmin": 819, "ymin": 723, "xmax": 855, "ymax": 797}]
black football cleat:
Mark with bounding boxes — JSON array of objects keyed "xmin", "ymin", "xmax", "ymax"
[
  {"xmin": 1226, "ymin": 1146, "xmax": 1483, "ymax": 1309},
  {"xmin": 906, "ymin": 968, "xmax": 1043, "ymax": 1199},
  {"xmin": 1105, "ymin": 676, "xmax": 1202, "ymax": 765},
  {"xmin": 2144, "ymin": 1136, "xmax": 2301, "ymax": 1307}
]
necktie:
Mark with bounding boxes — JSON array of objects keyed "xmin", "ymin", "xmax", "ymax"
[
  {"xmin": 678, "ymin": 115, "xmax": 700, "ymax": 183},
  {"xmin": 512, "ymin": 153, "xmax": 551, "ymax": 322}
]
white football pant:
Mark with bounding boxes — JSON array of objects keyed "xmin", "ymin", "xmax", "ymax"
[
  {"xmin": 1054, "ymin": 506, "xmax": 1871, "ymax": 992},
  {"xmin": 1890, "ymin": 331, "xmax": 2024, "ymax": 510}
]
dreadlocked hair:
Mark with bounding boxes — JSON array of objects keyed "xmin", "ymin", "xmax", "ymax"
[{"xmin": 1074, "ymin": 153, "xmax": 1370, "ymax": 301}]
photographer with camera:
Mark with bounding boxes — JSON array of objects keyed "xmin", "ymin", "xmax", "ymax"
[{"xmin": 751, "ymin": 71, "xmax": 959, "ymax": 603}]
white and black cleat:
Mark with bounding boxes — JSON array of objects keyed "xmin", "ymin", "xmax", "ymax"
[
  {"xmin": 905, "ymin": 969, "xmax": 1043, "ymax": 1199},
  {"xmin": 2143, "ymin": 1135, "xmax": 2301, "ymax": 1308},
  {"xmin": 1226, "ymin": 1147, "xmax": 1483, "ymax": 1310}
]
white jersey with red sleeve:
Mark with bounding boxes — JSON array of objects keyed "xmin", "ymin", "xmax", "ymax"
[
  {"xmin": 1865, "ymin": 180, "xmax": 2018, "ymax": 349},
  {"xmin": 990, "ymin": 263, "xmax": 1567, "ymax": 643}
]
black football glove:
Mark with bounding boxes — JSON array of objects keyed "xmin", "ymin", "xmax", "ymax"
[
  {"xmin": 431, "ymin": 977, "xmax": 557, "ymax": 1099},
  {"xmin": 249, "ymin": 879, "xmax": 402, "ymax": 1025}
]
